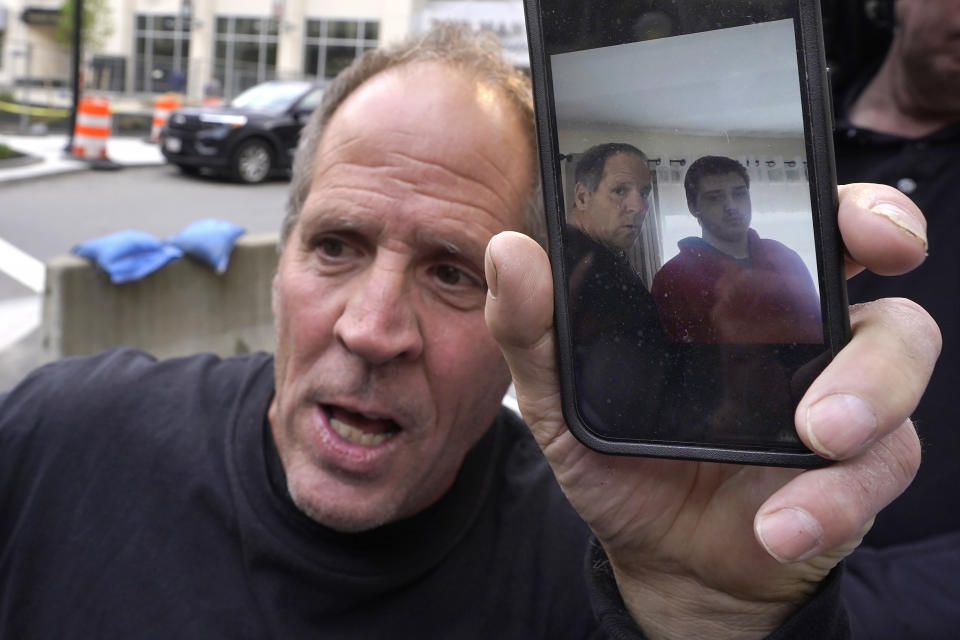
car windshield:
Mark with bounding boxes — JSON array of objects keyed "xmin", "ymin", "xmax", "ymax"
[{"xmin": 230, "ymin": 82, "xmax": 312, "ymax": 113}]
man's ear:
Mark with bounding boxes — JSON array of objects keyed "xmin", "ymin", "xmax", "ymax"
[
  {"xmin": 574, "ymin": 182, "xmax": 591, "ymax": 209},
  {"xmin": 271, "ymin": 272, "xmax": 281, "ymax": 318},
  {"xmin": 685, "ymin": 192, "xmax": 700, "ymax": 220}
]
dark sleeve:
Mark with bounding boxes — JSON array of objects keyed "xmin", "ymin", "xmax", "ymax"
[
  {"xmin": 843, "ymin": 534, "xmax": 960, "ymax": 639},
  {"xmin": 587, "ymin": 540, "xmax": 850, "ymax": 640},
  {"xmin": 586, "ymin": 539, "xmax": 645, "ymax": 640}
]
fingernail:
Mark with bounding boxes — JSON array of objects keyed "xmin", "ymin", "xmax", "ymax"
[
  {"xmin": 805, "ymin": 393, "xmax": 878, "ymax": 458},
  {"xmin": 870, "ymin": 202, "xmax": 929, "ymax": 254},
  {"xmin": 756, "ymin": 507, "xmax": 824, "ymax": 563}
]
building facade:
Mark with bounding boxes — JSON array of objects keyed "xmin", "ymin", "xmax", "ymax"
[{"xmin": 0, "ymin": 0, "xmax": 526, "ymax": 105}]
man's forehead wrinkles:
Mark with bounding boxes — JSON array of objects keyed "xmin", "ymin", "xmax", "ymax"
[
  {"xmin": 312, "ymin": 169, "xmax": 512, "ymax": 233},
  {"xmin": 382, "ymin": 149, "xmax": 521, "ymax": 217},
  {"xmin": 605, "ymin": 171, "xmax": 649, "ymax": 185},
  {"xmin": 316, "ymin": 128, "xmax": 373, "ymax": 160},
  {"xmin": 317, "ymin": 144, "xmax": 521, "ymax": 222},
  {"xmin": 462, "ymin": 147, "xmax": 530, "ymax": 215},
  {"xmin": 309, "ymin": 173, "xmax": 504, "ymax": 224},
  {"xmin": 406, "ymin": 183, "xmax": 512, "ymax": 230},
  {"xmin": 300, "ymin": 183, "xmax": 390, "ymax": 226}
]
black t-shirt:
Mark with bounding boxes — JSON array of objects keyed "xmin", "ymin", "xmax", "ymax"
[
  {"xmin": 0, "ymin": 349, "xmax": 850, "ymax": 639},
  {"xmin": 834, "ymin": 82, "xmax": 960, "ymax": 547},
  {"xmin": 0, "ymin": 349, "xmax": 596, "ymax": 639},
  {"xmin": 563, "ymin": 226, "xmax": 672, "ymax": 437}
]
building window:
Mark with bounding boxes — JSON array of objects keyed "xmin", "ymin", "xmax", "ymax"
[
  {"xmin": 214, "ymin": 16, "xmax": 279, "ymax": 100},
  {"xmin": 91, "ymin": 55, "xmax": 127, "ymax": 92},
  {"xmin": 303, "ymin": 19, "xmax": 378, "ymax": 80},
  {"xmin": 134, "ymin": 14, "xmax": 191, "ymax": 93}
]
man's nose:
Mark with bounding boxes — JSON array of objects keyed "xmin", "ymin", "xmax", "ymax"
[
  {"xmin": 625, "ymin": 189, "xmax": 647, "ymax": 214},
  {"xmin": 333, "ymin": 260, "xmax": 424, "ymax": 365},
  {"xmin": 723, "ymin": 193, "xmax": 740, "ymax": 212}
]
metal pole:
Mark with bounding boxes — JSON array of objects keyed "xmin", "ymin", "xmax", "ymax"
[
  {"xmin": 174, "ymin": 11, "xmax": 183, "ymax": 78},
  {"xmin": 19, "ymin": 42, "xmax": 32, "ymax": 133},
  {"xmin": 64, "ymin": 0, "xmax": 84, "ymax": 154}
]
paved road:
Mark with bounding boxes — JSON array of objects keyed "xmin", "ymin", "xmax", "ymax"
[
  {"xmin": 0, "ymin": 164, "xmax": 291, "ymax": 388},
  {"xmin": 1, "ymin": 165, "xmax": 290, "ymax": 296},
  {"xmin": 2, "ymin": 165, "xmax": 289, "ymax": 263}
]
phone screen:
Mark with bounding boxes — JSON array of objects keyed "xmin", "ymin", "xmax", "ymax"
[{"xmin": 529, "ymin": 0, "xmax": 846, "ymax": 461}]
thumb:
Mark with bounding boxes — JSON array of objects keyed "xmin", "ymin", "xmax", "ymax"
[{"xmin": 484, "ymin": 232, "xmax": 566, "ymax": 444}]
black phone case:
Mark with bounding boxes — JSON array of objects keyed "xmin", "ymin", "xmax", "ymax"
[{"xmin": 523, "ymin": 0, "xmax": 849, "ymax": 467}]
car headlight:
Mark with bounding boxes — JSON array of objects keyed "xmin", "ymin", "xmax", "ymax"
[{"xmin": 198, "ymin": 114, "xmax": 248, "ymax": 127}]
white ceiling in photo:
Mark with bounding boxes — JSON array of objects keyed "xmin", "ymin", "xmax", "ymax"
[{"xmin": 551, "ymin": 20, "xmax": 806, "ymax": 136}]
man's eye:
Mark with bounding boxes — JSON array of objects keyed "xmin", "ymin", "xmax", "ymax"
[
  {"xmin": 435, "ymin": 265, "xmax": 465, "ymax": 286},
  {"xmin": 317, "ymin": 237, "xmax": 346, "ymax": 257}
]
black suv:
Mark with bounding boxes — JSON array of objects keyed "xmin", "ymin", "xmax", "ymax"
[{"xmin": 160, "ymin": 80, "xmax": 325, "ymax": 184}]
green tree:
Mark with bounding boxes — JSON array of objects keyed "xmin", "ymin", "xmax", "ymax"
[{"xmin": 57, "ymin": 0, "xmax": 114, "ymax": 51}]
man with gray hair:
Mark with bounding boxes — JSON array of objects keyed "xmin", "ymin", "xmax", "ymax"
[
  {"xmin": 568, "ymin": 142, "xmax": 651, "ymax": 253},
  {"xmin": 563, "ymin": 142, "xmax": 671, "ymax": 436},
  {"xmin": 0, "ymin": 25, "xmax": 941, "ymax": 639}
]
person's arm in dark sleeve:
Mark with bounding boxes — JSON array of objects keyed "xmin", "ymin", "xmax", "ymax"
[
  {"xmin": 843, "ymin": 533, "xmax": 960, "ymax": 639},
  {"xmin": 588, "ymin": 539, "xmax": 850, "ymax": 640}
]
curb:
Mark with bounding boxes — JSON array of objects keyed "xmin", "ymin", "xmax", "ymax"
[
  {"xmin": 0, "ymin": 162, "xmax": 88, "ymax": 186},
  {"xmin": 0, "ymin": 155, "xmax": 167, "ymax": 186},
  {"xmin": 0, "ymin": 153, "xmax": 43, "ymax": 170}
]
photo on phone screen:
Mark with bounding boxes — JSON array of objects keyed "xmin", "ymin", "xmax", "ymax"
[{"xmin": 525, "ymin": 0, "xmax": 848, "ymax": 465}]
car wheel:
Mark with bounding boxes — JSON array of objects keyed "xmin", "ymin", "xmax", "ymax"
[{"xmin": 231, "ymin": 138, "xmax": 273, "ymax": 184}]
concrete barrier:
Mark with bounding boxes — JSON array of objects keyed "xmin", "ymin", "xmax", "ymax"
[{"xmin": 42, "ymin": 232, "xmax": 279, "ymax": 360}]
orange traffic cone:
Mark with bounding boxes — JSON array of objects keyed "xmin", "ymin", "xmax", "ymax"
[
  {"xmin": 151, "ymin": 94, "xmax": 182, "ymax": 143},
  {"xmin": 73, "ymin": 96, "xmax": 112, "ymax": 161}
]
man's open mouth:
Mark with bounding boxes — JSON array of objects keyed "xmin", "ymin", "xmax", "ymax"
[{"xmin": 327, "ymin": 406, "xmax": 401, "ymax": 447}]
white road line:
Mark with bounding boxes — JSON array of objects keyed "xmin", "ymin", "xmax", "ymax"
[
  {"xmin": 0, "ymin": 296, "xmax": 41, "ymax": 352},
  {"xmin": 0, "ymin": 237, "xmax": 45, "ymax": 293}
]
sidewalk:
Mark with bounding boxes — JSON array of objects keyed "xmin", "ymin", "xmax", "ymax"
[{"xmin": 0, "ymin": 134, "xmax": 165, "ymax": 184}]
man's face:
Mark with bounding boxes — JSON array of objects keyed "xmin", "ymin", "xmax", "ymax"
[
  {"xmin": 895, "ymin": 0, "xmax": 960, "ymax": 111},
  {"xmin": 575, "ymin": 152, "xmax": 651, "ymax": 251},
  {"xmin": 269, "ymin": 63, "xmax": 532, "ymax": 532},
  {"xmin": 690, "ymin": 172, "xmax": 752, "ymax": 244}
]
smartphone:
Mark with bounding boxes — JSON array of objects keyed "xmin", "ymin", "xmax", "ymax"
[{"xmin": 523, "ymin": 0, "xmax": 848, "ymax": 466}]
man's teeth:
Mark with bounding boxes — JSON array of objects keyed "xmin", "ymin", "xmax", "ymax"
[{"xmin": 330, "ymin": 417, "xmax": 394, "ymax": 447}]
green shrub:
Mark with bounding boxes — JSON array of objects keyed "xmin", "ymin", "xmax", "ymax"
[{"xmin": 0, "ymin": 143, "xmax": 21, "ymax": 160}]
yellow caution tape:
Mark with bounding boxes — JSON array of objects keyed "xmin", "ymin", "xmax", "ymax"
[{"xmin": 0, "ymin": 100, "xmax": 70, "ymax": 118}]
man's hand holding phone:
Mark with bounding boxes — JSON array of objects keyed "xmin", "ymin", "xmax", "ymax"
[{"xmin": 484, "ymin": 183, "xmax": 939, "ymax": 639}]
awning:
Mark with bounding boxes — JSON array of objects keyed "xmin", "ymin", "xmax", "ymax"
[{"xmin": 20, "ymin": 6, "xmax": 61, "ymax": 27}]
